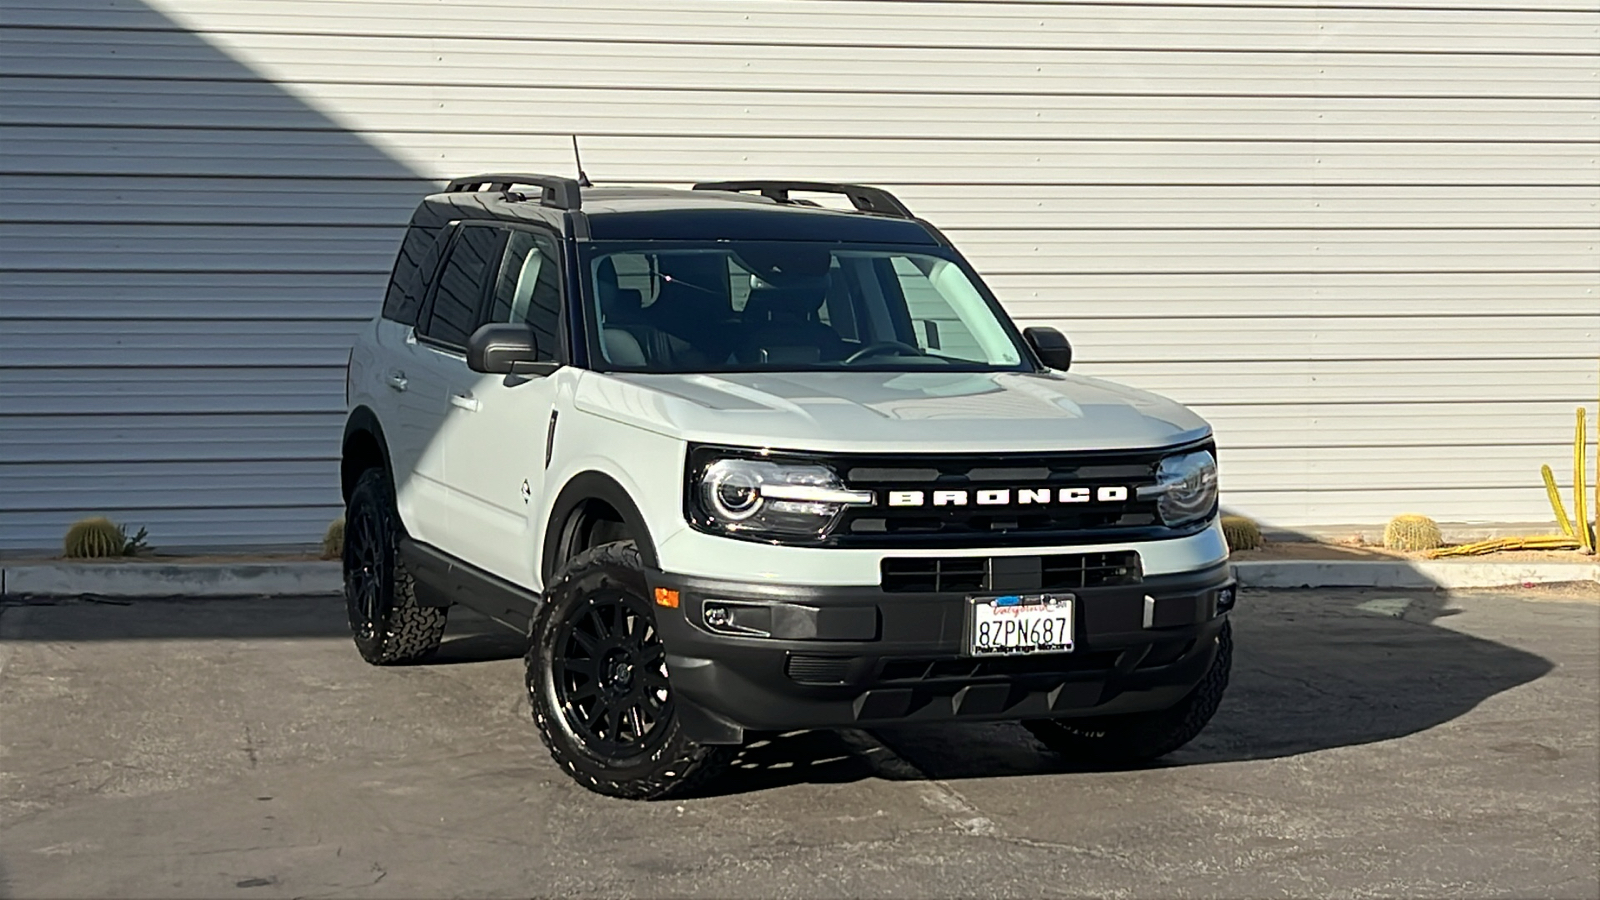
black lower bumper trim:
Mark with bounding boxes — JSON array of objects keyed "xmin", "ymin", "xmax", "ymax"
[{"xmin": 649, "ymin": 562, "xmax": 1234, "ymax": 743}]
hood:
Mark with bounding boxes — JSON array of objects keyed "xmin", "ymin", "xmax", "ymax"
[{"xmin": 574, "ymin": 370, "xmax": 1210, "ymax": 454}]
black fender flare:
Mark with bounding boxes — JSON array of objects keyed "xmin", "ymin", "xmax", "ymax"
[
  {"xmin": 341, "ymin": 406, "xmax": 395, "ymax": 502},
  {"xmin": 542, "ymin": 471, "xmax": 660, "ymax": 583}
]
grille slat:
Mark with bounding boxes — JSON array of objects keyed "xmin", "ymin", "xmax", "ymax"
[{"xmin": 881, "ymin": 551, "xmax": 1141, "ymax": 593}]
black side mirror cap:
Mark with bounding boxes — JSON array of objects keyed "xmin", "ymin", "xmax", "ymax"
[
  {"xmin": 1023, "ymin": 326, "xmax": 1072, "ymax": 371},
  {"xmin": 466, "ymin": 323, "xmax": 559, "ymax": 376}
]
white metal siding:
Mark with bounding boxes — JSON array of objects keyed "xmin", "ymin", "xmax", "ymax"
[{"xmin": 1, "ymin": 0, "xmax": 1596, "ymax": 549}]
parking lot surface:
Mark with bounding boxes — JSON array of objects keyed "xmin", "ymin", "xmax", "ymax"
[{"xmin": 2, "ymin": 586, "xmax": 1596, "ymax": 899}]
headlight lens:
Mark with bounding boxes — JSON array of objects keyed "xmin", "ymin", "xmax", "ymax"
[
  {"xmin": 694, "ymin": 457, "xmax": 873, "ymax": 540},
  {"xmin": 1140, "ymin": 449, "xmax": 1218, "ymax": 526}
]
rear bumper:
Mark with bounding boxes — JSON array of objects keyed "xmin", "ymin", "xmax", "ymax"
[{"xmin": 648, "ymin": 561, "xmax": 1235, "ymax": 744}]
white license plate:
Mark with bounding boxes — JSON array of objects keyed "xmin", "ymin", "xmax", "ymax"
[{"xmin": 965, "ymin": 594, "xmax": 1075, "ymax": 656}]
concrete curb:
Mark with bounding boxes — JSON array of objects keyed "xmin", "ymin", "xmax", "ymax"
[
  {"xmin": 1, "ymin": 562, "xmax": 342, "ymax": 599},
  {"xmin": 1, "ymin": 558, "xmax": 1596, "ymax": 600},
  {"xmin": 1231, "ymin": 560, "xmax": 1600, "ymax": 591}
]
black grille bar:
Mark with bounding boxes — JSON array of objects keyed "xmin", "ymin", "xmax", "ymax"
[
  {"xmin": 1044, "ymin": 551, "xmax": 1144, "ymax": 590},
  {"xmin": 881, "ymin": 551, "xmax": 1141, "ymax": 594},
  {"xmin": 879, "ymin": 557, "xmax": 987, "ymax": 593}
]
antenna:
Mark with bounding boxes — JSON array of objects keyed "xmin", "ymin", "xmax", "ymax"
[{"xmin": 571, "ymin": 135, "xmax": 592, "ymax": 188}]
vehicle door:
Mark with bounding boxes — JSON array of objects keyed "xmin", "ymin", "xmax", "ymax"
[
  {"xmin": 444, "ymin": 227, "xmax": 566, "ymax": 586},
  {"xmin": 395, "ymin": 222, "xmax": 507, "ymax": 549},
  {"xmin": 368, "ymin": 224, "xmax": 448, "ymax": 533}
]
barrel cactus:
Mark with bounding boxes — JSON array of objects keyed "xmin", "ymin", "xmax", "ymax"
[
  {"xmin": 1384, "ymin": 514, "xmax": 1442, "ymax": 552},
  {"xmin": 63, "ymin": 517, "xmax": 125, "ymax": 558},
  {"xmin": 322, "ymin": 517, "xmax": 345, "ymax": 560},
  {"xmin": 1220, "ymin": 515, "xmax": 1263, "ymax": 551}
]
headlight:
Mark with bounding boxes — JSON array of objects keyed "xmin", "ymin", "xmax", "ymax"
[
  {"xmin": 1138, "ymin": 449, "xmax": 1218, "ymax": 526},
  {"xmin": 691, "ymin": 456, "xmax": 873, "ymax": 540}
]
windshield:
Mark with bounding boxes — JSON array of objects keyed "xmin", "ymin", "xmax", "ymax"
[{"xmin": 580, "ymin": 241, "xmax": 1031, "ymax": 373}]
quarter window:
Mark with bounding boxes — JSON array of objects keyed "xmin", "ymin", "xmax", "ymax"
[
  {"xmin": 381, "ymin": 225, "xmax": 443, "ymax": 326},
  {"xmin": 421, "ymin": 225, "xmax": 503, "ymax": 348}
]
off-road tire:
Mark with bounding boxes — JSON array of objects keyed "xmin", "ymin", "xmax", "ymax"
[
  {"xmin": 343, "ymin": 468, "xmax": 447, "ymax": 665},
  {"xmin": 528, "ymin": 540, "xmax": 733, "ymax": 800},
  {"xmin": 1024, "ymin": 620, "xmax": 1232, "ymax": 765}
]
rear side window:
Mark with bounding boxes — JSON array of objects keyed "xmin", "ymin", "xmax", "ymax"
[
  {"xmin": 381, "ymin": 226, "xmax": 443, "ymax": 325},
  {"xmin": 419, "ymin": 225, "xmax": 504, "ymax": 348},
  {"xmin": 487, "ymin": 230, "xmax": 563, "ymax": 361}
]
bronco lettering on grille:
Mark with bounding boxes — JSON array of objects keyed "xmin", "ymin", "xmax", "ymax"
[{"xmin": 885, "ymin": 487, "xmax": 1130, "ymax": 507}]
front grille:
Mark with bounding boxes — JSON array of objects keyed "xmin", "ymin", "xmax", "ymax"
[
  {"xmin": 822, "ymin": 443, "xmax": 1212, "ymax": 548},
  {"xmin": 881, "ymin": 551, "xmax": 1141, "ymax": 593}
]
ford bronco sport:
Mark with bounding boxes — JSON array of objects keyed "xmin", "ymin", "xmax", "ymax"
[{"xmin": 341, "ymin": 175, "xmax": 1235, "ymax": 799}]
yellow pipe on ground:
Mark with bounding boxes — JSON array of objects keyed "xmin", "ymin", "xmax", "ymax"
[{"xmin": 1428, "ymin": 535, "xmax": 1582, "ymax": 558}]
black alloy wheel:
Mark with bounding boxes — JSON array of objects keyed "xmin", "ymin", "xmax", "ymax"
[
  {"xmin": 344, "ymin": 495, "xmax": 386, "ymax": 642},
  {"xmin": 552, "ymin": 589, "xmax": 673, "ymax": 759}
]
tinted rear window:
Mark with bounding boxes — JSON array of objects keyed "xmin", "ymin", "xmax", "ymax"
[{"xmin": 381, "ymin": 225, "xmax": 442, "ymax": 326}]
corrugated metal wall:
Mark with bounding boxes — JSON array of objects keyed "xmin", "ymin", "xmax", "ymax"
[{"xmin": 2, "ymin": 0, "xmax": 1596, "ymax": 550}]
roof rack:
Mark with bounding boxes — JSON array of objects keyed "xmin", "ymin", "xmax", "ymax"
[
  {"xmin": 691, "ymin": 180, "xmax": 913, "ymax": 219},
  {"xmin": 444, "ymin": 173, "xmax": 582, "ymax": 211}
]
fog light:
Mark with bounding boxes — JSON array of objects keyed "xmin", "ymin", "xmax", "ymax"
[
  {"xmin": 1216, "ymin": 586, "xmax": 1237, "ymax": 614},
  {"xmin": 702, "ymin": 601, "xmax": 773, "ymax": 637}
]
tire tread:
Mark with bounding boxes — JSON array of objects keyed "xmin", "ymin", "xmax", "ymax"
[{"xmin": 347, "ymin": 468, "xmax": 447, "ymax": 666}]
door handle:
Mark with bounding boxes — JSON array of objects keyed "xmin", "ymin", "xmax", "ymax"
[
  {"xmin": 449, "ymin": 392, "xmax": 481, "ymax": 412},
  {"xmin": 386, "ymin": 371, "xmax": 408, "ymax": 392}
]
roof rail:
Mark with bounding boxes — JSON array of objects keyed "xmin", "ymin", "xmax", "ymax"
[
  {"xmin": 444, "ymin": 173, "xmax": 582, "ymax": 211},
  {"xmin": 691, "ymin": 180, "xmax": 913, "ymax": 219}
]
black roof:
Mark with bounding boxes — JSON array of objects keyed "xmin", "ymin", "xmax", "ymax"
[{"xmin": 408, "ymin": 178, "xmax": 940, "ymax": 245}]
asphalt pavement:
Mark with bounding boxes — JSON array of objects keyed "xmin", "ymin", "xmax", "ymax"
[{"xmin": 1, "ymin": 586, "xmax": 1596, "ymax": 899}]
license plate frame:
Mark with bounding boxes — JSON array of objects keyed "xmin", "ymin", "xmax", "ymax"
[{"xmin": 964, "ymin": 593, "xmax": 1076, "ymax": 657}]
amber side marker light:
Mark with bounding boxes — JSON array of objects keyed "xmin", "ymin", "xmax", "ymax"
[{"xmin": 654, "ymin": 587, "xmax": 680, "ymax": 608}]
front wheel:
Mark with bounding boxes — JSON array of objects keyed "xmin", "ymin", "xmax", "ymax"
[
  {"xmin": 528, "ymin": 541, "xmax": 732, "ymax": 800},
  {"xmin": 1025, "ymin": 620, "xmax": 1232, "ymax": 765}
]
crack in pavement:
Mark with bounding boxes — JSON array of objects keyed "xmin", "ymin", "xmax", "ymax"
[
  {"xmin": 836, "ymin": 729, "xmax": 998, "ymax": 837},
  {"xmin": 832, "ymin": 730, "xmax": 1158, "ymax": 866}
]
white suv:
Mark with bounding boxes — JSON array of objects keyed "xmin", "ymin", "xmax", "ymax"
[{"xmin": 341, "ymin": 176, "xmax": 1236, "ymax": 799}]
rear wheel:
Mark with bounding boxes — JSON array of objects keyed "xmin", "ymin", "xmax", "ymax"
[
  {"xmin": 1025, "ymin": 621, "xmax": 1232, "ymax": 765},
  {"xmin": 528, "ymin": 540, "xmax": 732, "ymax": 800},
  {"xmin": 342, "ymin": 468, "xmax": 447, "ymax": 665}
]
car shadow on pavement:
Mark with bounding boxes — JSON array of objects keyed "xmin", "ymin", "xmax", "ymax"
[
  {"xmin": 692, "ymin": 588, "xmax": 1559, "ymax": 794},
  {"xmin": 428, "ymin": 609, "xmax": 530, "ymax": 665}
]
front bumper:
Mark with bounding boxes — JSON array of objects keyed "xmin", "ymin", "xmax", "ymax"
[{"xmin": 648, "ymin": 561, "xmax": 1235, "ymax": 744}]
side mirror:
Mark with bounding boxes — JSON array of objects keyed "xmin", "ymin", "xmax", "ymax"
[
  {"xmin": 1023, "ymin": 326, "xmax": 1072, "ymax": 371},
  {"xmin": 466, "ymin": 323, "xmax": 558, "ymax": 376}
]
